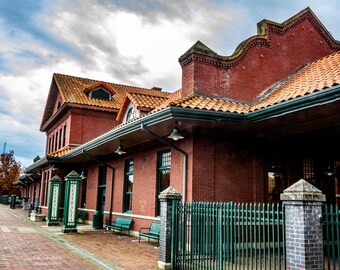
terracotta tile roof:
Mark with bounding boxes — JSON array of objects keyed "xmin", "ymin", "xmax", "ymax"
[
  {"xmin": 47, "ymin": 145, "xmax": 76, "ymax": 158},
  {"xmin": 168, "ymin": 94, "xmax": 250, "ymax": 114},
  {"xmin": 127, "ymin": 92, "xmax": 168, "ymax": 110},
  {"xmin": 168, "ymin": 51, "xmax": 339, "ymax": 114},
  {"xmin": 54, "ymin": 73, "xmax": 171, "ymax": 110},
  {"xmin": 252, "ymin": 51, "xmax": 340, "ymax": 111},
  {"xmin": 152, "ymin": 89, "xmax": 183, "ymax": 112}
]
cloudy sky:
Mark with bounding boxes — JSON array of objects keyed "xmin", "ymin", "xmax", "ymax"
[{"xmin": 0, "ymin": 0, "xmax": 339, "ymax": 168}]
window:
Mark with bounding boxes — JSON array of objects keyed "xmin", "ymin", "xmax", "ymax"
[
  {"xmin": 43, "ymin": 170, "xmax": 50, "ymax": 206},
  {"xmin": 124, "ymin": 159, "xmax": 134, "ymax": 212},
  {"xmin": 51, "ymin": 135, "xmax": 55, "ymax": 152},
  {"xmin": 55, "ymin": 131, "xmax": 58, "ymax": 150},
  {"xmin": 90, "ymin": 88, "xmax": 111, "ymax": 100},
  {"xmin": 156, "ymin": 150, "xmax": 171, "ymax": 216},
  {"xmin": 63, "ymin": 125, "xmax": 67, "ymax": 147},
  {"xmin": 126, "ymin": 107, "xmax": 136, "ymax": 122},
  {"xmin": 48, "ymin": 137, "xmax": 52, "ymax": 153},
  {"xmin": 303, "ymin": 158, "xmax": 315, "ymax": 180},
  {"xmin": 58, "ymin": 128, "xmax": 62, "ymax": 149},
  {"xmin": 97, "ymin": 166, "xmax": 107, "ymax": 213}
]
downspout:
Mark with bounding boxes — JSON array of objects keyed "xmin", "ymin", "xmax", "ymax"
[
  {"xmin": 141, "ymin": 123, "xmax": 188, "ymax": 202},
  {"xmin": 82, "ymin": 150, "xmax": 115, "ymax": 225}
]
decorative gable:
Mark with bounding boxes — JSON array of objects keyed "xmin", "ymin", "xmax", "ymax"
[
  {"xmin": 179, "ymin": 7, "xmax": 340, "ymax": 102},
  {"xmin": 116, "ymin": 92, "xmax": 169, "ymax": 122}
]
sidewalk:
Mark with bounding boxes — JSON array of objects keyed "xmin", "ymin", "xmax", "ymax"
[{"xmin": 0, "ymin": 204, "xmax": 159, "ymax": 270}]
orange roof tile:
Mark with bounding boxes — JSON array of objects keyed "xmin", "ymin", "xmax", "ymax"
[
  {"xmin": 252, "ymin": 51, "xmax": 340, "ymax": 111},
  {"xmin": 169, "ymin": 94, "xmax": 250, "ymax": 114},
  {"xmin": 53, "ymin": 73, "xmax": 171, "ymax": 110},
  {"xmin": 127, "ymin": 92, "xmax": 168, "ymax": 110},
  {"xmin": 47, "ymin": 146, "xmax": 76, "ymax": 157}
]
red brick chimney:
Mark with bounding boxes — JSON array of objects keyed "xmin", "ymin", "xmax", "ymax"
[{"xmin": 179, "ymin": 7, "xmax": 340, "ymax": 102}]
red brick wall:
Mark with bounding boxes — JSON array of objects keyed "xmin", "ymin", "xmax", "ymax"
[
  {"xmin": 181, "ymin": 15, "xmax": 339, "ymax": 102},
  {"xmin": 191, "ymin": 129, "xmax": 265, "ymax": 202},
  {"xmin": 69, "ymin": 109, "xmax": 118, "ymax": 145},
  {"xmin": 83, "ymin": 142, "xmax": 192, "ymax": 231}
]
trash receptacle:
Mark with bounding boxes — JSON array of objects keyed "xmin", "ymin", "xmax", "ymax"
[
  {"xmin": 10, "ymin": 195, "xmax": 16, "ymax": 209},
  {"xmin": 92, "ymin": 210, "xmax": 103, "ymax": 229}
]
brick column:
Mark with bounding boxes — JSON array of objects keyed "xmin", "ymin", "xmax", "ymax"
[
  {"xmin": 158, "ymin": 186, "xmax": 182, "ymax": 270},
  {"xmin": 280, "ymin": 179, "xmax": 326, "ymax": 270}
]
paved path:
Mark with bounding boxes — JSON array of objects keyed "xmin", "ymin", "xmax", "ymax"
[{"xmin": 0, "ymin": 205, "xmax": 159, "ymax": 269}]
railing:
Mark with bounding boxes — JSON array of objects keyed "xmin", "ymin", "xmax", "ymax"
[
  {"xmin": 172, "ymin": 202, "xmax": 285, "ymax": 270},
  {"xmin": 324, "ymin": 204, "xmax": 340, "ymax": 270}
]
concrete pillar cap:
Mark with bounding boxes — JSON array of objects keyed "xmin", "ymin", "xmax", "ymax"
[
  {"xmin": 280, "ymin": 179, "xmax": 326, "ymax": 202},
  {"xmin": 49, "ymin": 175, "xmax": 62, "ymax": 182},
  {"xmin": 159, "ymin": 186, "xmax": 182, "ymax": 200},
  {"xmin": 65, "ymin": 170, "xmax": 80, "ymax": 179}
]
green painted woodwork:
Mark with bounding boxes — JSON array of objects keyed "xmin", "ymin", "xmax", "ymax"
[
  {"xmin": 171, "ymin": 201, "xmax": 286, "ymax": 270},
  {"xmin": 62, "ymin": 170, "xmax": 81, "ymax": 233},
  {"xmin": 47, "ymin": 175, "xmax": 63, "ymax": 225}
]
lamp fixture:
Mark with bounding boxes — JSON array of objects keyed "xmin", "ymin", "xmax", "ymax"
[
  {"xmin": 51, "ymin": 164, "xmax": 57, "ymax": 171},
  {"xmin": 168, "ymin": 124, "xmax": 184, "ymax": 141},
  {"xmin": 80, "ymin": 170, "xmax": 87, "ymax": 180},
  {"xmin": 324, "ymin": 165, "xmax": 335, "ymax": 176},
  {"xmin": 115, "ymin": 144, "xmax": 126, "ymax": 155}
]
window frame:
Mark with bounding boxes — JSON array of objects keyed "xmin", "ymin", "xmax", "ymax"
[
  {"xmin": 126, "ymin": 107, "xmax": 136, "ymax": 122},
  {"xmin": 156, "ymin": 150, "xmax": 171, "ymax": 216},
  {"xmin": 89, "ymin": 88, "xmax": 112, "ymax": 100},
  {"xmin": 123, "ymin": 159, "xmax": 134, "ymax": 213}
]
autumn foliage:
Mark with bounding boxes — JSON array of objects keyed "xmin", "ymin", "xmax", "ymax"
[{"xmin": 0, "ymin": 150, "xmax": 22, "ymax": 196}]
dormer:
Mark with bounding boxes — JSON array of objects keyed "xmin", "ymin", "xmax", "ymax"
[
  {"xmin": 83, "ymin": 82, "xmax": 115, "ymax": 101},
  {"xmin": 116, "ymin": 92, "xmax": 168, "ymax": 124}
]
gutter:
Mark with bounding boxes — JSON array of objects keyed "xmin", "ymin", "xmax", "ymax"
[
  {"xmin": 140, "ymin": 123, "xmax": 188, "ymax": 202},
  {"xmin": 247, "ymin": 85, "xmax": 340, "ymax": 122}
]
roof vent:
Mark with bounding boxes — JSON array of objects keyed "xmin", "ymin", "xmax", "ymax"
[{"xmin": 151, "ymin": 87, "xmax": 162, "ymax": 91}]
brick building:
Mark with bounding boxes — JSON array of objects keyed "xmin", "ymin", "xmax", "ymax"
[{"xmin": 22, "ymin": 8, "xmax": 340, "ymax": 231}]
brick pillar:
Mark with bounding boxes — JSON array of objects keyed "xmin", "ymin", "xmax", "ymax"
[
  {"xmin": 280, "ymin": 179, "xmax": 326, "ymax": 270},
  {"xmin": 158, "ymin": 186, "xmax": 182, "ymax": 270}
]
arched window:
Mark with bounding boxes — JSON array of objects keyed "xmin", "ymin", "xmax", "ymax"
[{"xmin": 126, "ymin": 108, "xmax": 136, "ymax": 122}]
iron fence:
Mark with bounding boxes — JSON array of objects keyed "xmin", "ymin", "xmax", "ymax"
[
  {"xmin": 172, "ymin": 202, "xmax": 285, "ymax": 270},
  {"xmin": 324, "ymin": 204, "xmax": 340, "ymax": 270}
]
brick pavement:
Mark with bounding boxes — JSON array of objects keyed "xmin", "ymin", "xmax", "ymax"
[{"xmin": 0, "ymin": 204, "xmax": 159, "ymax": 270}]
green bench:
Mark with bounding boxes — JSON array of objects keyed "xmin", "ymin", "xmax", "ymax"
[
  {"xmin": 139, "ymin": 221, "xmax": 160, "ymax": 246},
  {"xmin": 106, "ymin": 216, "xmax": 133, "ymax": 236},
  {"xmin": 77, "ymin": 211, "xmax": 87, "ymax": 223}
]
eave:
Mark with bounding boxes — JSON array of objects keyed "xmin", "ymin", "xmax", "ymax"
[
  {"xmin": 247, "ymin": 85, "xmax": 340, "ymax": 122},
  {"xmin": 28, "ymin": 84, "xmax": 340, "ymax": 168}
]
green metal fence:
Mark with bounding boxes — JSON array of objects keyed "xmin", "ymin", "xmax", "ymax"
[
  {"xmin": 324, "ymin": 204, "xmax": 340, "ymax": 270},
  {"xmin": 171, "ymin": 202, "xmax": 286, "ymax": 270}
]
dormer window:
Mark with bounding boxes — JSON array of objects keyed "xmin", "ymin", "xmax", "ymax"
[
  {"xmin": 89, "ymin": 88, "xmax": 111, "ymax": 101},
  {"xmin": 126, "ymin": 107, "xmax": 136, "ymax": 122}
]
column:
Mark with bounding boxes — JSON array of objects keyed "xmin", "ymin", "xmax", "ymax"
[
  {"xmin": 158, "ymin": 186, "xmax": 182, "ymax": 270},
  {"xmin": 280, "ymin": 179, "xmax": 326, "ymax": 270}
]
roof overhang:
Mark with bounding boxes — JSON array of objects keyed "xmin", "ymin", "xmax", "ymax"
[{"xmin": 27, "ymin": 84, "xmax": 340, "ymax": 169}]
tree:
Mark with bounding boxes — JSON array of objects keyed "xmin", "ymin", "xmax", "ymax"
[{"xmin": 0, "ymin": 150, "xmax": 22, "ymax": 196}]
